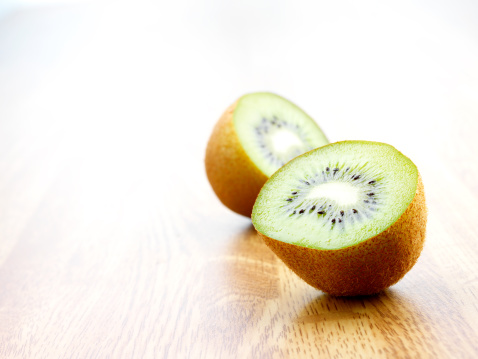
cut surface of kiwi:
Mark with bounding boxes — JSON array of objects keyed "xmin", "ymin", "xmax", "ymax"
[
  {"xmin": 233, "ymin": 93, "xmax": 328, "ymax": 177},
  {"xmin": 205, "ymin": 92, "xmax": 328, "ymax": 217},
  {"xmin": 252, "ymin": 141, "xmax": 427, "ymax": 296}
]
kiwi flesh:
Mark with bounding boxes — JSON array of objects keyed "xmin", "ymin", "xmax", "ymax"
[
  {"xmin": 251, "ymin": 141, "xmax": 427, "ymax": 296},
  {"xmin": 205, "ymin": 92, "xmax": 328, "ymax": 217}
]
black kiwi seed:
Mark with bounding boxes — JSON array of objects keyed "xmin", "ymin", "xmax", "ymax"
[
  {"xmin": 331, "ymin": 219, "xmax": 336, "ymax": 223},
  {"xmin": 311, "ymin": 205, "xmax": 316, "ymax": 211},
  {"xmin": 299, "ymin": 209, "xmax": 305, "ymax": 214},
  {"xmin": 305, "ymin": 181, "xmax": 310, "ymax": 185},
  {"xmin": 353, "ymin": 209, "xmax": 358, "ymax": 213},
  {"xmin": 292, "ymin": 210, "xmax": 296, "ymax": 215},
  {"xmin": 353, "ymin": 175, "xmax": 361, "ymax": 180},
  {"xmin": 338, "ymin": 218, "xmax": 342, "ymax": 223},
  {"xmin": 345, "ymin": 167, "xmax": 350, "ymax": 172},
  {"xmin": 368, "ymin": 193, "xmax": 374, "ymax": 196},
  {"xmin": 318, "ymin": 211, "xmax": 325, "ymax": 215},
  {"xmin": 340, "ymin": 211, "xmax": 344, "ymax": 216},
  {"xmin": 326, "ymin": 167, "xmax": 330, "ymax": 171},
  {"xmin": 368, "ymin": 180, "xmax": 376, "ymax": 184},
  {"xmin": 292, "ymin": 191, "xmax": 297, "ymax": 195},
  {"xmin": 287, "ymin": 198, "xmax": 293, "ymax": 202},
  {"xmin": 333, "ymin": 168, "xmax": 339, "ymax": 173}
]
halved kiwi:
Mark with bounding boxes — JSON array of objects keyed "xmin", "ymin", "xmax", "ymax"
[
  {"xmin": 252, "ymin": 141, "xmax": 427, "ymax": 296},
  {"xmin": 205, "ymin": 92, "xmax": 328, "ymax": 217}
]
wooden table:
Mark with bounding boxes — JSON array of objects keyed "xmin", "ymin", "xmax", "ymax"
[{"xmin": 1, "ymin": 2, "xmax": 477, "ymax": 358}]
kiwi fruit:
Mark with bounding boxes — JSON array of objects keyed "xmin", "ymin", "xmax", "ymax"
[
  {"xmin": 251, "ymin": 141, "xmax": 427, "ymax": 296},
  {"xmin": 205, "ymin": 92, "xmax": 328, "ymax": 217}
]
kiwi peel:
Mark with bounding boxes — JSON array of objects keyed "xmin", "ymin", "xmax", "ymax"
[
  {"xmin": 205, "ymin": 93, "xmax": 328, "ymax": 217},
  {"xmin": 252, "ymin": 141, "xmax": 427, "ymax": 296}
]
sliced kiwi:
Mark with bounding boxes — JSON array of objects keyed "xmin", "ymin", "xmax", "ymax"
[
  {"xmin": 205, "ymin": 92, "xmax": 328, "ymax": 217},
  {"xmin": 252, "ymin": 141, "xmax": 427, "ymax": 296}
]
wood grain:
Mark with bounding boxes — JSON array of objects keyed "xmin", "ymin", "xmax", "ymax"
[{"xmin": 1, "ymin": 2, "xmax": 478, "ymax": 358}]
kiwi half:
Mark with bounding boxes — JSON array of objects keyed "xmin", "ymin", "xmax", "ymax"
[
  {"xmin": 205, "ymin": 93, "xmax": 328, "ymax": 217},
  {"xmin": 251, "ymin": 141, "xmax": 427, "ymax": 296}
]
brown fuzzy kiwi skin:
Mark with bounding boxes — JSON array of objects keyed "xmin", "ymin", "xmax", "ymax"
[
  {"xmin": 205, "ymin": 101, "xmax": 268, "ymax": 217},
  {"xmin": 257, "ymin": 174, "xmax": 427, "ymax": 296}
]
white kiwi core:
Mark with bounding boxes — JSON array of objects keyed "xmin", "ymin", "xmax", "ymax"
[
  {"xmin": 271, "ymin": 129, "xmax": 303, "ymax": 155},
  {"xmin": 308, "ymin": 182, "xmax": 360, "ymax": 206}
]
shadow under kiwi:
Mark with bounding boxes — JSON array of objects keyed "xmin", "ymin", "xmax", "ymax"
[
  {"xmin": 296, "ymin": 290, "xmax": 388, "ymax": 322},
  {"xmin": 294, "ymin": 288, "xmax": 442, "ymax": 357}
]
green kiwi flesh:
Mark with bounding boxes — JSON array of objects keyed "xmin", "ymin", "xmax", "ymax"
[
  {"xmin": 234, "ymin": 93, "xmax": 329, "ymax": 177},
  {"xmin": 252, "ymin": 141, "xmax": 419, "ymax": 250}
]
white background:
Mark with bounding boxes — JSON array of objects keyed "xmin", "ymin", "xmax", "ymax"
[{"xmin": 1, "ymin": 0, "xmax": 478, "ymax": 201}]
